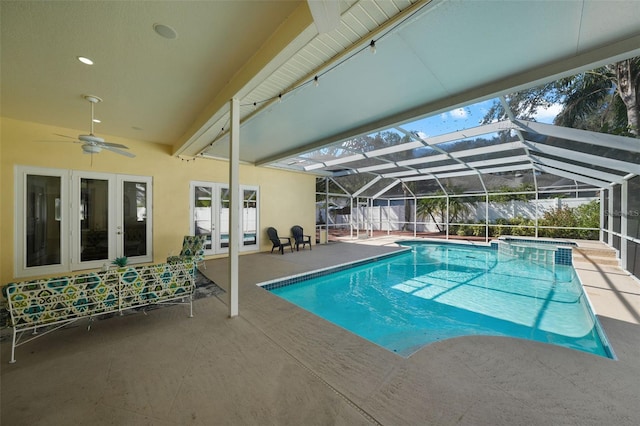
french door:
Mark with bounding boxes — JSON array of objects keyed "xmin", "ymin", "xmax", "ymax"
[
  {"xmin": 15, "ymin": 166, "xmax": 152, "ymax": 277},
  {"xmin": 191, "ymin": 182, "xmax": 258, "ymax": 255},
  {"xmin": 72, "ymin": 172, "xmax": 152, "ymax": 270}
]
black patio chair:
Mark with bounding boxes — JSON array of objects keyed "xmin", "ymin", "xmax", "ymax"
[
  {"xmin": 267, "ymin": 227, "xmax": 293, "ymax": 254},
  {"xmin": 291, "ymin": 225, "xmax": 312, "ymax": 251}
]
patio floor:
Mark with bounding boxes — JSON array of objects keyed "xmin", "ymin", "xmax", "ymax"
[{"xmin": 2, "ymin": 239, "xmax": 640, "ymax": 425}]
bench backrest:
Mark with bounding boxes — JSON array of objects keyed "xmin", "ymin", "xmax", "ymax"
[{"xmin": 3, "ymin": 261, "xmax": 195, "ymax": 328}]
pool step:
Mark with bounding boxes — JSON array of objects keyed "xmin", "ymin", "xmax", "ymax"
[{"xmin": 572, "ymin": 246, "xmax": 619, "ymax": 266}]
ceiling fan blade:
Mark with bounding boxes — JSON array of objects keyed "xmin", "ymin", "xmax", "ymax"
[
  {"xmin": 53, "ymin": 133, "xmax": 78, "ymax": 140},
  {"xmin": 103, "ymin": 146, "xmax": 136, "ymax": 158},
  {"xmin": 100, "ymin": 141, "xmax": 129, "ymax": 149},
  {"xmin": 36, "ymin": 139, "xmax": 78, "ymax": 143}
]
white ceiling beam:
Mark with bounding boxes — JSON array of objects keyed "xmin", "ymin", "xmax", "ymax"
[
  {"xmin": 450, "ymin": 141, "xmax": 525, "ymax": 159},
  {"xmin": 307, "ymin": 0, "xmax": 341, "ymax": 34},
  {"xmin": 529, "ymin": 155, "xmax": 624, "ymax": 184},
  {"xmin": 352, "ymin": 175, "xmax": 382, "ymax": 197},
  {"xmin": 366, "ymin": 141, "xmax": 425, "ymax": 157},
  {"xmin": 382, "ymin": 169, "xmax": 422, "ymax": 178},
  {"xmin": 418, "ymin": 155, "xmax": 530, "ymax": 174},
  {"xmin": 474, "ymin": 164, "xmax": 533, "ymax": 175},
  {"xmin": 406, "ymin": 121, "xmax": 520, "ymax": 146},
  {"xmin": 356, "ymin": 163, "xmax": 398, "ymax": 173},
  {"xmin": 371, "ymin": 179, "xmax": 401, "ymax": 199},
  {"xmin": 396, "ymin": 153, "xmax": 448, "ymax": 167},
  {"xmin": 523, "ymin": 140, "xmax": 640, "ymax": 176},
  {"xmin": 532, "ymin": 164, "xmax": 610, "ymax": 189},
  {"xmin": 401, "ymin": 163, "xmax": 533, "ymax": 182},
  {"xmin": 516, "ymin": 120, "xmax": 640, "ymax": 154},
  {"xmin": 324, "ymin": 153, "xmax": 365, "ymax": 166}
]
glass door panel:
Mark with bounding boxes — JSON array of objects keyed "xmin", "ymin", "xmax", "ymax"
[
  {"xmin": 122, "ymin": 181, "xmax": 147, "ymax": 257},
  {"xmin": 243, "ymin": 189, "xmax": 258, "ymax": 247},
  {"xmin": 80, "ymin": 178, "xmax": 110, "ymax": 262},
  {"xmin": 219, "ymin": 187, "xmax": 230, "ymax": 251},
  {"xmin": 194, "ymin": 185, "xmax": 213, "ymax": 251},
  {"xmin": 26, "ymin": 175, "xmax": 62, "ymax": 267}
]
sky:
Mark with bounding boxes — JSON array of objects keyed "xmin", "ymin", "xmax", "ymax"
[{"xmin": 397, "ymin": 97, "xmax": 562, "ymax": 140}]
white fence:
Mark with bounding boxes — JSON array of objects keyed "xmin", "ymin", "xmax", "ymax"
[{"xmin": 320, "ymin": 197, "xmax": 597, "ymax": 232}]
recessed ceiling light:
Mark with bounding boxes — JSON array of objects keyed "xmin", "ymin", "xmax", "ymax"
[
  {"xmin": 77, "ymin": 56, "xmax": 94, "ymax": 65},
  {"xmin": 92, "ymin": 119, "xmax": 101, "ymax": 123},
  {"xmin": 153, "ymin": 23, "xmax": 178, "ymax": 39}
]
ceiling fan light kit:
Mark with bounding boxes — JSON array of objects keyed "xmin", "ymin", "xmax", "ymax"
[
  {"xmin": 49, "ymin": 95, "xmax": 136, "ymax": 159},
  {"xmin": 82, "ymin": 144, "xmax": 102, "ymax": 154},
  {"xmin": 83, "ymin": 94, "xmax": 102, "ymax": 104}
]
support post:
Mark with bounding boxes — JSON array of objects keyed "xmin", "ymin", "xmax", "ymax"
[
  {"xmin": 621, "ymin": 179, "xmax": 628, "ymax": 270},
  {"xmin": 600, "ymin": 189, "xmax": 605, "ymax": 243},
  {"xmin": 228, "ymin": 98, "xmax": 240, "ymax": 317}
]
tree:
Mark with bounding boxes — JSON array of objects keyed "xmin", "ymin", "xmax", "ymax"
[
  {"xmin": 416, "ymin": 195, "xmax": 447, "ymax": 231},
  {"xmin": 416, "ymin": 189, "xmax": 477, "ymax": 232},
  {"xmin": 482, "ymin": 57, "xmax": 640, "ymax": 137}
]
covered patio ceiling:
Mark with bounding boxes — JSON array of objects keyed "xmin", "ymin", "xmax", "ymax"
[{"xmin": 193, "ymin": 0, "xmax": 640, "ymax": 179}]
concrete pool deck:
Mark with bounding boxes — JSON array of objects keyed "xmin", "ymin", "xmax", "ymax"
[{"xmin": 2, "ymin": 239, "xmax": 640, "ymax": 425}]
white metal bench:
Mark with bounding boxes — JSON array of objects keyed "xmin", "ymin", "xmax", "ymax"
[{"xmin": 3, "ymin": 261, "xmax": 196, "ymax": 363}]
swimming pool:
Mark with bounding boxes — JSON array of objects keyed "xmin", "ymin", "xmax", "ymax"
[{"xmin": 267, "ymin": 241, "xmax": 613, "ymax": 358}]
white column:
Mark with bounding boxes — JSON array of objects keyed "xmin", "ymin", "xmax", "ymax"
[
  {"xmin": 608, "ymin": 185, "xmax": 615, "ymax": 249},
  {"xmin": 621, "ymin": 179, "xmax": 628, "ymax": 270},
  {"xmin": 599, "ymin": 189, "xmax": 605, "ymax": 243},
  {"xmin": 228, "ymin": 98, "xmax": 240, "ymax": 317}
]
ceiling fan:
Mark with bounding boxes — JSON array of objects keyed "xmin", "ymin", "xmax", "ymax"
[{"xmin": 54, "ymin": 95, "xmax": 135, "ymax": 158}]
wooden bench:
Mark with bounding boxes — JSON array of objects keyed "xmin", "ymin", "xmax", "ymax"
[{"xmin": 2, "ymin": 261, "xmax": 196, "ymax": 363}]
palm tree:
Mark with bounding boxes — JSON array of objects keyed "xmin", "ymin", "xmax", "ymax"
[
  {"xmin": 416, "ymin": 196, "xmax": 446, "ymax": 232},
  {"xmin": 482, "ymin": 56, "xmax": 640, "ymax": 137},
  {"xmin": 416, "ymin": 189, "xmax": 476, "ymax": 232}
]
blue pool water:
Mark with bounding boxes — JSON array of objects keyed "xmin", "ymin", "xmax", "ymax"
[{"xmin": 269, "ymin": 242, "xmax": 613, "ymax": 358}]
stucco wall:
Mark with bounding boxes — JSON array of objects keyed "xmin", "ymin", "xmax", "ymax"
[{"xmin": 0, "ymin": 117, "xmax": 315, "ymax": 284}]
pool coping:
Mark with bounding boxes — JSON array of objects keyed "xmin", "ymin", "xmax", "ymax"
[{"xmin": 258, "ymin": 246, "xmax": 411, "ymax": 291}]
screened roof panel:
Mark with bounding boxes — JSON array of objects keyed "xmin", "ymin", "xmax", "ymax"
[
  {"xmin": 483, "ymin": 170, "xmax": 536, "ymax": 192},
  {"xmin": 462, "ymin": 149, "xmax": 528, "ymax": 164},
  {"xmin": 439, "ymin": 175, "xmax": 484, "ymax": 194},
  {"xmin": 532, "ymin": 152, "xmax": 628, "ymax": 182},
  {"xmin": 399, "ymin": 179, "xmax": 443, "ymax": 197},
  {"xmin": 357, "ymin": 177, "xmax": 402, "ymax": 198},
  {"xmin": 317, "ymin": 178, "xmax": 350, "ymax": 195},
  {"xmin": 378, "ymin": 145, "xmax": 437, "ymax": 162},
  {"xmin": 339, "ymin": 157, "xmax": 389, "ymax": 170},
  {"xmin": 284, "ymin": 76, "xmax": 639, "ymax": 198},
  {"xmin": 523, "ymin": 132, "xmax": 640, "ymax": 165},
  {"xmin": 401, "ymin": 98, "xmax": 503, "ymax": 138},
  {"xmin": 331, "ymin": 173, "xmax": 379, "ymax": 194},
  {"xmin": 378, "ymin": 166, "xmax": 419, "ymax": 175},
  {"xmin": 535, "ymin": 172, "xmax": 576, "ymax": 189}
]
